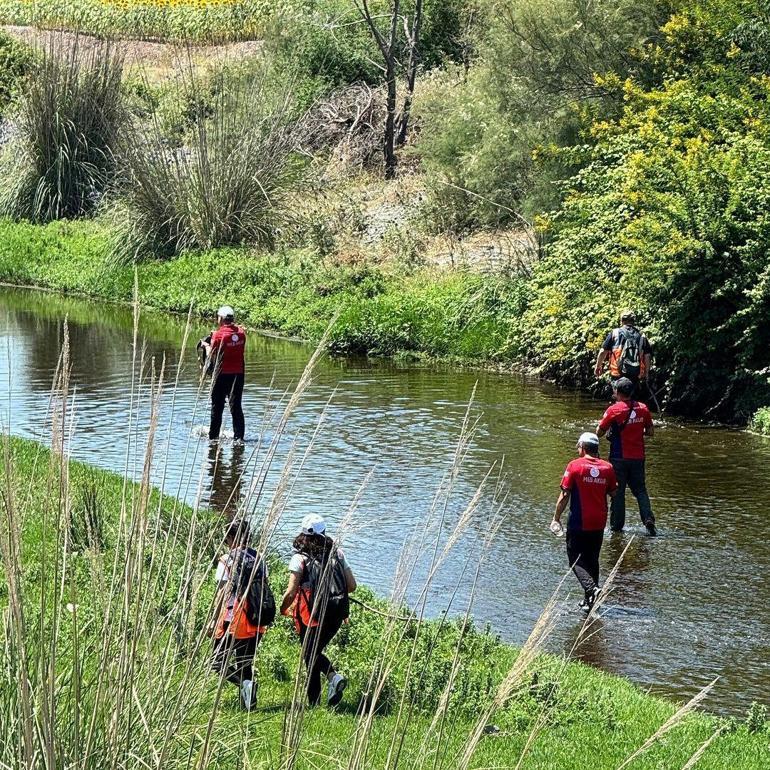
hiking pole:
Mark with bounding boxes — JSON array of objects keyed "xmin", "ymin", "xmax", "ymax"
[{"xmin": 644, "ymin": 380, "xmax": 663, "ymax": 414}]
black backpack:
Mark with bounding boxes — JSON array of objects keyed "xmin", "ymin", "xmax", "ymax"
[
  {"xmin": 229, "ymin": 547, "xmax": 276, "ymax": 627},
  {"xmin": 616, "ymin": 327, "xmax": 643, "ymax": 378},
  {"xmin": 302, "ymin": 551, "xmax": 350, "ymax": 624}
]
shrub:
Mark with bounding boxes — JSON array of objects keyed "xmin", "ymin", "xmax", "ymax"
[
  {"xmin": 0, "ymin": 35, "xmax": 124, "ymax": 222},
  {"xmin": 749, "ymin": 407, "xmax": 770, "ymax": 436},
  {"xmin": 114, "ymin": 68, "xmax": 302, "ymax": 262},
  {"xmin": 0, "ymin": 30, "xmax": 33, "ymax": 116}
]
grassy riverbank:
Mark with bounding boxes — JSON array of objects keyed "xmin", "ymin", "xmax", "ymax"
[
  {"xmin": 0, "ymin": 217, "xmax": 527, "ymax": 363},
  {"xmin": 1, "ymin": 428, "xmax": 768, "ymax": 768}
]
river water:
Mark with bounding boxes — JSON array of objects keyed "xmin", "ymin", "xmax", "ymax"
[{"xmin": 0, "ymin": 286, "xmax": 767, "ymax": 716}]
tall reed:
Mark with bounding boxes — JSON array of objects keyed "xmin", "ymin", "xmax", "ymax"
[{"xmin": 0, "ymin": 33, "xmax": 124, "ymax": 222}]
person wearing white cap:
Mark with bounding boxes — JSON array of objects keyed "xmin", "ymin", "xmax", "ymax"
[
  {"xmin": 551, "ymin": 432, "xmax": 618, "ymax": 612},
  {"xmin": 203, "ymin": 305, "xmax": 247, "ymax": 441},
  {"xmin": 280, "ymin": 514, "xmax": 357, "ymax": 707}
]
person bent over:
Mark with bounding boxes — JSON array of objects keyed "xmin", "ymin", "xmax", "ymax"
[
  {"xmin": 211, "ymin": 520, "xmax": 270, "ymax": 710},
  {"xmin": 280, "ymin": 514, "xmax": 357, "ymax": 707},
  {"xmin": 204, "ymin": 305, "xmax": 246, "ymax": 441},
  {"xmin": 552, "ymin": 432, "xmax": 617, "ymax": 612},
  {"xmin": 597, "ymin": 377, "xmax": 656, "ymax": 536}
]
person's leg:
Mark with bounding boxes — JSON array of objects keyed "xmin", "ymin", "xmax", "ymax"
[
  {"xmin": 300, "ymin": 617, "xmax": 343, "ymax": 705},
  {"xmin": 209, "ymin": 374, "xmax": 229, "ymax": 440},
  {"xmin": 231, "ymin": 635, "xmax": 258, "ymax": 685},
  {"xmin": 228, "ymin": 373, "xmax": 245, "ymax": 441},
  {"xmin": 566, "ymin": 531, "xmax": 597, "ymax": 599},
  {"xmin": 586, "ymin": 530, "xmax": 604, "ymax": 587},
  {"xmin": 627, "ymin": 460, "xmax": 654, "ymax": 524},
  {"xmin": 610, "ymin": 460, "xmax": 628, "ymax": 531}
]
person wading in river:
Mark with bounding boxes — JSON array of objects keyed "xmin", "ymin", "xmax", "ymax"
[
  {"xmin": 280, "ymin": 514, "xmax": 357, "ymax": 707},
  {"xmin": 597, "ymin": 377, "xmax": 657, "ymax": 535},
  {"xmin": 594, "ymin": 311, "xmax": 652, "ymax": 395},
  {"xmin": 203, "ymin": 305, "xmax": 246, "ymax": 442},
  {"xmin": 551, "ymin": 432, "xmax": 617, "ymax": 612},
  {"xmin": 211, "ymin": 520, "xmax": 275, "ymax": 711}
]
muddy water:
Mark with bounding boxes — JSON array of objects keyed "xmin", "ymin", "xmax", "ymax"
[{"xmin": 0, "ymin": 286, "xmax": 767, "ymax": 715}]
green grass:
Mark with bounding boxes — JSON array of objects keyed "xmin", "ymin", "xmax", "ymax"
[
  {"xmin": 0, "ymin": 217, "xmax": 528, "ymax": 363},
  {"xmin": 1, "ymin": 432, "xmax": 768, "ymax": 768}
]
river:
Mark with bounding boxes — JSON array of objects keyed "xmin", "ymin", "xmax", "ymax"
[{"xmin": 0, "ymin": 285, "xmax": 767, "ymax": 716}]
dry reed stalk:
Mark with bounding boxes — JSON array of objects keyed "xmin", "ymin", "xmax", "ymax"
[
  {"xmin": 680, "ymin": 725, "xmax": 724, "ymax": 770},
  {"xmin": 615, "ymin": 678, "xmax": 719, "ymax": 770}
]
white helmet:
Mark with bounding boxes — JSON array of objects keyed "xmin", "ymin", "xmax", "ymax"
[{"xmin": 217, "ymin": 305, "xmax": 235, "ymax": 320}]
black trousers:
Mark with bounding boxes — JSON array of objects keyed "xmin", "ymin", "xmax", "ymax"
[
  {"xmin": 299, "ymin": 615, "xmax": 343, "ymax": 705},
  {"xmin": 209, "ymin": 372, "xmax": 245, "ymax": 440},
  {"xmin": 610, "ymin": 458, "xmax": 654, "ymax": 531},
  {"xmin": 566, "ymin": 529, "xmax": 604, "ymax": 599},
  {"xmin": 212, "ymin": 631, "xmax": 260, "ymax": 685}
]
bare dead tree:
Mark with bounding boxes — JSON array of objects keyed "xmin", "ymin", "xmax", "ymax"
[
  {"xmin": 396, "ymin": 0, "xmax": 423, "ymax": 146},
  {"xmin": 354, "ymin": 0, "xmax": 401, "ymax": 179}
]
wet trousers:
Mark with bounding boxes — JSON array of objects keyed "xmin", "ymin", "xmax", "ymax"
[
  {"xmin": 210, "ymin": 372, "xmax": 245, "ymax": 441},
  {"xmin": 299, "ymin": 615, "xmax": 344, "ymax": 705},
  {"xmin": 610, "ymin": 459, "xmax": 654, "ymax": 531},
  {"xmin": 566, "ymin": 529, "xmax": 603, "ymax": 599}
]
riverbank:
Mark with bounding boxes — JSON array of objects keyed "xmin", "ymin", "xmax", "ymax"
[
  {"xmin": 1, "ymin": 432, "xmax": 767, "ymax": 768},
  {"xmin": 0, "ymin": 217, "xmax": 528, "ymax": 365}
]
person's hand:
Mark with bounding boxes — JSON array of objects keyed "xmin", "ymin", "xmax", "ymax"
[
  {"xmin": 549, "ymin": 519, "xmax": 564, "ymax": 537},
  {"xmin": 594, "ymin": 366, "xmax": 602, "ymax": 378}
]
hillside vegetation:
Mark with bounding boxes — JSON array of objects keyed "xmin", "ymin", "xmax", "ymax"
[{"xmin": 0, "ymin": 1, "xmax": 768, "ymax": 423}]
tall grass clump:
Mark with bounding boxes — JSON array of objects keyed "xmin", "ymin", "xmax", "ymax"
[
  {"xmin": 114, "ymin": 63, "xmax": 302, "ymax": 263},
  {"xmin": 0, "ymin": 35, "xmax": 124, "ymax": 222}
]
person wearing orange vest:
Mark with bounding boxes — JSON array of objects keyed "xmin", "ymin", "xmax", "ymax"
[
  {"xmin": 594, "ymin": 311, "xmax": 652, "ymax": 393},
  {"xmin": 211, "ymin": 520, "xmax": 269, "ymax": 711},
  {"xmin": 280, "ymin": 514, "xmax": 357, "ymax": 707}
]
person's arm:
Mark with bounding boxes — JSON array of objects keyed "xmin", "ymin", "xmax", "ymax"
[
  {"xmin": 344, "ymin": 567, "xmax": 357, "ymax": 593},
  {"xmin": 597, "ymin": 407, "xmax": 613, "ymax": 439},
  {"xmin": 594, "ymin": 349, "xmax": 609, "ymax": 378},
  {"xmin": 641, "ymin": 352, "xmax": 652, "ymax": 381},
  {"xmin": 554, "ymin": 488, "xmax": 570, "ymax": 525},
  {"xmin": 644, "ymin": 411, "xmax": 654, "ymax": 438},
  {"xmin": 280, "ymin": 571, "xmax": 301, "ymax": 616}
]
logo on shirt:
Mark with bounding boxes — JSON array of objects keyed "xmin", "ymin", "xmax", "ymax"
[
  {"xmin": 231, "ymin": 334, "xmax": 240, "ymax": 342},
  {"xmin": 630, "ymin": 409, "xmax": 637, "ymax": 420},
  {"xmin": 590, "ymin": 467, "xmax": 600, "ymax": 478}
]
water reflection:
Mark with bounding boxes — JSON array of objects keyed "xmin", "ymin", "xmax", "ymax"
[{"xmin": 207, "ymin": 442, "xmax": 246, "ymax": 517}]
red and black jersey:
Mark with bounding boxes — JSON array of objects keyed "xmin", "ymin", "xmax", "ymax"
[
  {"xmin": 561, "ymin": 456, "xmax": 617, "ymax": 532},
  {"xmin": 210, "ymin": 323, "xmax": 246, "ymax": 374},
  {"xmin": 598, "ymin": 400, "xmax": 652, "ymax": 460}
]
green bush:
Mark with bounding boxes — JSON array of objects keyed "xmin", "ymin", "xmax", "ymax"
[
  {"xmin": 0, "ymin": 30, "xmax": 33, "ymax": 116},
  {"xmin": 417, "ymin": 0, "xmax": 666, "ymax": 232},
  {"xmin": 749, "ymin": 407, "xmax": 770, "ymax": 436}
]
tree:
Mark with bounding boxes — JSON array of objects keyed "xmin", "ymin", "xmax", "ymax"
[{"xmin": 354, "ymin": 0, "xmax": 425, "ymax": 177}]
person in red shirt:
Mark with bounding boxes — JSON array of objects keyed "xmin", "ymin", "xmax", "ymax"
[
  {"xmin": 597, "ymin": 377, "xmax": 656, "ymax": 535},
  {"xmin": 203, "ymin": 305, "xmax": 246, "ymax": 441},
  {"xmin": 551, "ymin": 432, "xmax": 617, "ymax": 611}
]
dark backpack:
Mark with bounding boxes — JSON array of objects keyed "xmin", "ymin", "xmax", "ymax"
[
  {"xmin": 616, "ymin": 327, "xmax": 643, "ymax": 378},
  {"xmin": 230, "ymin": 547, "xmax": 276, "ymax": 627},
  {"xmin": 302, "ymin": 551, "xmax": 350, "ymax": 624}
]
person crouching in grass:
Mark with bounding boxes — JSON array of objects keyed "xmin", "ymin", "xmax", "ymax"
[
  {"xmin": 211, "ymin": 519, "xmax": 271, "ymax": 711},
  {"xmin": 280, "ymin": 514, "xmax": 357, "ymax": 707}
]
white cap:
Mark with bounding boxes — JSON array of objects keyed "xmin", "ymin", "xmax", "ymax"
[
  {"xmin": 577, "ymin": 431, "xmax": 600, "ymax": 449},
  {"xmin": 217, "ymin": 305, "xmax": 235, "ymax": 319},
  {"xmin": 300, "ymin": 513, "xmax": 326, "ymax": 536}
]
